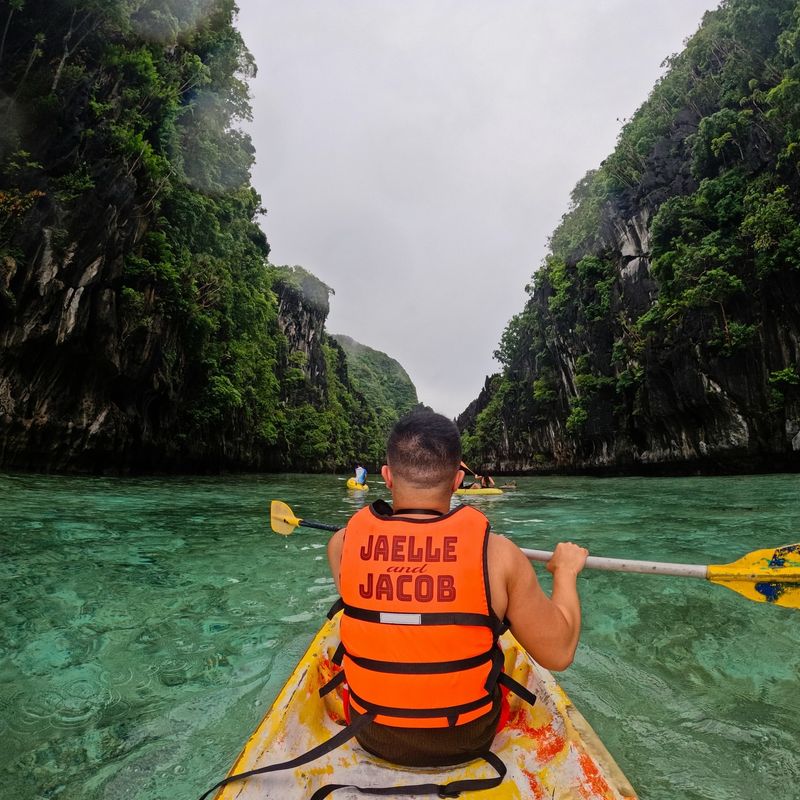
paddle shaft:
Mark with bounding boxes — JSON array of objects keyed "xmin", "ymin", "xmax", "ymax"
[
  {"xmin": 299, "ymin": 518, "xmax": 340, "ymax": 533},
  {"xmin": 290, "ymin": 520, "xmax": 708, "ymax": 578},
  {"xmin": 522, "ymin": 548, "xmax": 707, "ymax": 579}
]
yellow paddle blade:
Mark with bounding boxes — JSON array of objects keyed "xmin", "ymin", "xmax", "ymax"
[
  {"xmin": 707, "ymin": 543, "xmax": 800, "ymax": 609},
  {"xmin": 270, "ymin": 500, "xmax": 301, "ymax": 536}
]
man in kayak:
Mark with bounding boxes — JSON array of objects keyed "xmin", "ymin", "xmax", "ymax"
[
  {"xmin": 327, "ymin": 409, "xmax": 588, "ymax": 768},
  {"xmin": 476, "ymin": 473, "xmax": 495, "ymax": 489},
  {"xmin": 354, "ymin": 462, "xmax": 367, "ymax": 486}
]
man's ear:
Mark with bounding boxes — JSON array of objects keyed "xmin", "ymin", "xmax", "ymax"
[
  {"xmin": 381, "ymin": 464, "xmax": 392, "ymax": 488},
  {"xmin": 453, "ymin": 469, "xmax": 465, "ymax": 491}
]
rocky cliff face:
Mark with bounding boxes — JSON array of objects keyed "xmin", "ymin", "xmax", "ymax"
[
  {"xmin": 0, "ymin": 194, "xmax": 358, "ymax": 473},
  {"xmin": 461, "ymin": 204, "xmax": 800, "ymax": 475},
  {"xmin": 274, "ymin": 266, "xmax": 332, "ymax": 400},
  {"xmin": 459, "ymin": 0, "xmax": 800, "ymax": 475},
  {"xmin": 0, "ymin": 163, "xmax": 170, "ymax": 471},
  {"xmin": 0, "ymin": 1, "xmax": 391, "ymax": 473}
]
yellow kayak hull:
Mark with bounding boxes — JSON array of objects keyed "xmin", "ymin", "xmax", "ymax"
[
  {"xmin": 213, "ymin": 615, "xmax": 637, "ymax": 800},
  {"xmin": 346, "ymin": 478, "xmax": 369, "ymax": 491},
  {"xmin": 455, "ymin": 488, "xmax": 504, "ymax": 496}
]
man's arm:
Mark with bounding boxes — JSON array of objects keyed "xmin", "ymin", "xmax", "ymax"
[
  {"xmin": 327, "ymin": 528, "xmax": 345, "ymax": 592},
  {"xmin": 496, "ymin": 535, "xmax": 588, "ymax": 671}
]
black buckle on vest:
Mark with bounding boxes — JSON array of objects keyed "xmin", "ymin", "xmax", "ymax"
[{"xmin": 484, "ymin": 647, "xmax": 505, "ymax": 692}]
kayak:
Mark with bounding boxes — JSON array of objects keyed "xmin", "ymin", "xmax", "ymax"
[
  {"xmin": 455, "ymin": 488, "xmax": 504, "ymax": 496},
  {"xmin": 210, "ymin": 615, "xmax": 637, "ymax": 800},
  {"xmin": 346, "ymin": 478, "xmax": 369, "ymax": 491}
]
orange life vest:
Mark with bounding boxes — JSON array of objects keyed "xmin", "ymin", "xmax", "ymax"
[
  {"xmin": 200, "ymin": 501, "xmax": 536, "ymax": 800},
  {"xmin": 338, "ymin": 502, "xmax": 505, "ymax": 728}
]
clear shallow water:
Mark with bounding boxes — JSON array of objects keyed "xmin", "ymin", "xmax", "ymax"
[{"xmin": 1, "ymin": 472, "xmax": 799, "ymax": 800}]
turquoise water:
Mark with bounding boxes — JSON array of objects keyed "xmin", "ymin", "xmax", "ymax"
[{"xmin": 1, "ymin": 472, "xmax": 799, "ymax": 800}]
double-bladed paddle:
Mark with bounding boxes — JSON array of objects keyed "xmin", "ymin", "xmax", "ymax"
[
  {"xmin": 270, "ymin": 500, "xmax": 340, "ymax": 535},
  {"xmin": 269, "ymin": 500, "xmax": 800, "ymax": 609}
]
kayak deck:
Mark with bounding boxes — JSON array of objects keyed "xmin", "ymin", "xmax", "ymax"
[
  {"xmin": 455, "ymin": 488, "xmax": 504, "ymax": 496},
  {"xmin": 213, "ymin": 616, "xmax": 636, "ymax": 799}
]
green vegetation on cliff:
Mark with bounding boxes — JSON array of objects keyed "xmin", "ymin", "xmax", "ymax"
[
  {"xmin": 461, "ymin": 0, "xmax": 800, "ymax": 473},
  {"xmin": 333, "ymin": 334, "xmax": 419, "ymax": 439},
  {"xmin": 0, "ymin": 1, "xmax": 395, "ymax": 471}
]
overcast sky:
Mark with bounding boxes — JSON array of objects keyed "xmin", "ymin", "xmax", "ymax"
[{"xmin": 235, "ymin": 1, "xmax": 719, "ymax": 418}]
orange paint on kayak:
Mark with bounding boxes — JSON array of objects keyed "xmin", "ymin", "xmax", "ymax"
[
  {"xmin": 316, "ymin": 656, "xmax": 344, "ymax": 722},
  {"xmin": 507, "ymin": 709, "xmax": 566, "ymax": 761},
  {"xmin": 521, "ymin": 768, "xmax": 546, "ymax": 799},
  {"xmin": 578, "ymin": 750, "xmax": 614, "ymax": 799}
]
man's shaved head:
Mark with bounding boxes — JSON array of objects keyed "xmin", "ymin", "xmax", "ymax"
[{"xmin": 386, "ymin": 410, "xmax": 462, "ymax": 488}]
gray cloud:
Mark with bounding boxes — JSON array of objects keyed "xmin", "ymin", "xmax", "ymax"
[{"xmin": 236, "ymin": 0, "xmax": 719, "ymax": 417}]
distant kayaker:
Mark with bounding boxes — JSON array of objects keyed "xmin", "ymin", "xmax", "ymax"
[
  {"xmin": 327, "ymin": 409, "xmax": 588, "ymax": 770},
  {"xmin": 463, "ymin": 472, "xmax": 493, "ymax": 489},
  {"xmin": 477, "ymin": 473, "xmax": 495, "ymax": 488},
  {"xmin": 354, "ymin": 462, "xmax": 367, "ymax": 486}
]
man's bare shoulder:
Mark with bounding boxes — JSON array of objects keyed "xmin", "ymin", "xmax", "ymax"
[
  {"xmin": 488, "ymin": 532, "xmax": 541, "ymax": 590},
  {"xmin": 487, "ymin": 532, "xmax": 526, "ymax": 572}
]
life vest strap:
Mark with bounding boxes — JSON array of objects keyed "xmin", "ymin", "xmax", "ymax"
[
  {"xmin": 307, "ymin": 750, "xmax": 508, "ymax": 799},
  {"xmin": 345, "ymin": 647, "xmax": 495, "ymax": 675},
  {"xmin": 327, "ymin": 597, "xmax": 345, "ymax": 619},
  {"xmin": 348, "ymin": 687, "xmax": 494, "ymax": 723},
  {"xmin": 344, "ymin": 602, "xmax": 498, "ymax": 631},
  {"xmin": 497, "ymin": 672, "xmax": 537, "ymax": 708},
  {"xmin": 332, "ymin": 640, "xmax": 346, "ymax": 666},
  {"xmin": 195, "ymin": 711, "xmax": 376, "ymax": 800},
  {"xmin": 392, "ymin": 507, "xmax": 447, "ymax": 516},
  {"xmin": 319, "ymin": 668, "xmax": 346, "ymax": 698},
  {"xmin": 483, "ymin": 648, "xmax": 505, "ymax": 693}
]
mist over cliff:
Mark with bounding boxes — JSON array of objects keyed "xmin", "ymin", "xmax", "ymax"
[{"xmin": 459, "ymin": 0, "xmax": 800, "ymax": 475}]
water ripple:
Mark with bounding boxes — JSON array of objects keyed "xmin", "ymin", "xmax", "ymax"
[{"xmin": 2, "ymin": 471, "xmax": 799, "ymax": 800}]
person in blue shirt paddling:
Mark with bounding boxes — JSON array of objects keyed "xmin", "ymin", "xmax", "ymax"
[{"xmin": 354, "ymin": 463, "xmax": 367, "ymax": 486}]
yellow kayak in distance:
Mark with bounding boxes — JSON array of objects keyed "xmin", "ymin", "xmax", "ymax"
[
  {"xmin": 455, "ymin": 487, "xmax": 504, "ymax": 496},
  {"xmin": 346, "ymin": 478, "xmax": 369, "ymax": 491},
  {"xmin": 211, "ymin": 615, "xmax": 637, "ymax": 800}
]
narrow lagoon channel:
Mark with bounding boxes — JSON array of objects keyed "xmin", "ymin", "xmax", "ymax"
[{"xmin": 1, "ymin": 472, "xmax": 798, "ymax": 799}]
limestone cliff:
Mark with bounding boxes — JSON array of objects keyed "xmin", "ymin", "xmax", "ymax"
[
  {"xmin": 459, "ymin": 0, "xmax": 800, "ymax": 475},
  {"xmin": 0, "ymin": 1, "xmax": 392, "ymax": 472}
]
